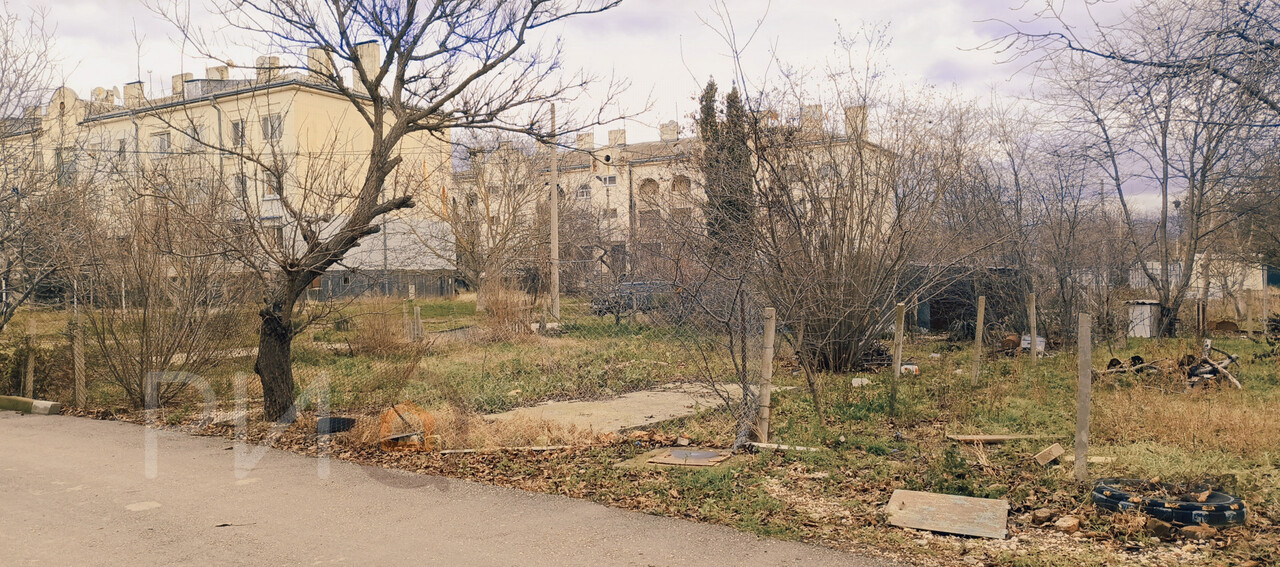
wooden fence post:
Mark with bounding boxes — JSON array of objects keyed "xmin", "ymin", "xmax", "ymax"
[
  {"xmin": 891, "ymin": 303, "xmax": 906, "ymax": 416},
  {"xmin": 413, "ymin": 305, "xmax": 423, "ymax": 341},
  {"xmin": 402, "ymin": 303, "xmax": 410, "ymax": 339},
  {"xmin": 972, "ymin": 296, "xmax": 986, "ymax": 386},
  {"xmin": 757, "ymin": 307, "xmax": 777, "ymax": 443},
  {"xmin": 1028, "ymin": 292, "xmax": 1038, "ymax": 359},
  {"xmin": 1247, "ymin": 290, "xmax": 1255, "ymax": 338},
  {"xmin": 1075, "ymin": 313, "xmax": 1092, "ymax": 483},
  {"xmin": 1264, "ymin": 285, "xmax": 1271, "ymax": 336}
]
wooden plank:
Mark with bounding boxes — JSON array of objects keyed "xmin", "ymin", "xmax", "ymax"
[
  {"xmin": 947, "ymin": 434, "xmax": 1058, "ymax": 443},
  {"xmin": 1061, "ymin": 455, "xmax": 1115, "ymax": 464},
  {"xmin": 746, "ymin": 442, "xmax": 824, "ymax": 452},
  {"xmin": 886, "ymin": 489, "xmax": 1009, "ymax": 539},
  {"xmin": 439, "ymin": 445, "xmax": 573, "ymax": 455},
  {"xmin": 647, "ymin": 449, "xmax": 732, "ymax": 466},
  {"xmin": 1033, "ymin": 443, "xmax": 1065, "ymax": 466}
]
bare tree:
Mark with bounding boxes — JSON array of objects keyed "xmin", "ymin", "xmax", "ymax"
[
  {"xmin": 1012, "ymin": 0, "xmax": 1280, "ymax": 124},
  {"xmin": 0, "ymin": 6, "xmax": 70, "ymax": 336},
  {"xmin": 155, "ymin": 0, "xmax": 627, "ymax": 420},
  {"xmin": 1029, "ymin": 3, "xmax": 1277, "ymax": 336},
  {"xmin": 81, "ymin": 155, "xmax": 254, "ymax": 409},
  {"xmin": 414, "ymin": 136, "xmax": 545, "ymax": 310}
]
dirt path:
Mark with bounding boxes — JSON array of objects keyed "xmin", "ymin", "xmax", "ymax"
[{"xmin": 0, "ymin": 413, "xmax": 895, "ymax": 566}]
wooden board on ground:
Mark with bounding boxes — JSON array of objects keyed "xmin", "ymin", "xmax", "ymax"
[
  {"xmin": 614, "ymin": 448, "xmax": 750, "ymax": 470},
  {"xmin": 1034, "ymin": 443, "xmax": 1065, "ymax": 466},
  {"xmin": 647, "ymin": 448, "xmax": 732, "ymax": 467},
  {"xmin": 886, "ymin": 489, "xmax": 1009, "ymax": 539},
  {"xmin": 947, "ymin": 434, "xmax": 1059, "ymax": 444}
]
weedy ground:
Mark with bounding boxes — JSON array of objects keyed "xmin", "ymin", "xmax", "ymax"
[{"xmin": 23, "ymin": 296, "xmax": 1280, "ymax": 566}]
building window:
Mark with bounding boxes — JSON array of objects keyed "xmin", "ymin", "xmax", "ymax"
[
  {"xmin": 186, "ymin": 126, "xmax": 205, "ymax": 151},
  {"xmin": 234, "ymin": 174, "xmax": 248, "ymax": 199},
  {"xmin": 188, "ymin": 178, "xmax": 208, "ymax": 204},
  {"xmin": 152, "ymin": 132, "xmax": 171, "ymax": 154},
  {"xmin": 269, "ymin": 226, "xmax": 285, "ymax": 248},
  {"xmin": 264, "ymin": 180, "xmax": 280, "ymax": 200},
  {"xmin": 605, "ymin": 208, "xmax": 618, "ymax": 219},
  {"xmin": 261, "ymin": 114, "xmax": 283, "ymax": 142},
  {"xmin": 55, "ymin": 147, "xmax": 76, "ymax": 187},
  {"xmin": 116, "ymin": 139, "xmax": 127, "ymax": 159},
  {"xmin": 230, "ymin": 119, "xmax": 246, "ymax": 147},
  {"xmin": 601, "ymin": 175, "xmax": 617, "ymax": 186},
  {"xmin": 638, "ymin": 209, "xmax": 661, "ymax": 230},
  {"xmin": 576, "ymin": 184, "xmax": 591, "ymax": 200},
  {"xmin": 673, "ymin": 207, "xmax": 693, "ymax": 226}
]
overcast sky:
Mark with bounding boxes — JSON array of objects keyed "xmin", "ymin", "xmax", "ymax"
[{"xmin": 20, "ymin": 0, "xmax": 1096, "ymax": 143}]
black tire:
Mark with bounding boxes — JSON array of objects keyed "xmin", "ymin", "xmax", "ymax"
[
  {"xmin": 1092, "ymin": 478, "xmax": 1247, "ymax": 527},
  {"xmin": 316, "ymin": 417, "xmax": 356, "ymax": 435}
]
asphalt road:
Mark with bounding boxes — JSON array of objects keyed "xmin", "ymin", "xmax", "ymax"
[{"xmin": 0, "ymin": 413, "xmax": 897, "ymax": 566}]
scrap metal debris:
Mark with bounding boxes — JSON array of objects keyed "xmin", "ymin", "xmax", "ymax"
[
  {"xmin": 379, "ymin": 402, "xmax": 436, "ymax": 452},
  {"xmin": 1186, "ymin": 340, "xmax": 1243, "ymax": 389},
  {"xmin": 1096, "ymin": 340, "xmax": 1242, "ymax": 389}
]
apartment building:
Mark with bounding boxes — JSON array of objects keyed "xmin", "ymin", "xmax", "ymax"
[
  {"xmin": 450, "ymin": 103, "xmax": 888, "ymax": 290},
  {"xmin": 7, "ymin": 46, "xmax": 455, "ymax": 297}
]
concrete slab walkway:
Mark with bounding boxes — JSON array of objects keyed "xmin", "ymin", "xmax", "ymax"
[
  {"xmin": 485, "ymin": 382, "xmax": 747, "ymax": 432},
  {"xmin": 0, "ymin": 413, "xmax": 895, "ymax": 566}
]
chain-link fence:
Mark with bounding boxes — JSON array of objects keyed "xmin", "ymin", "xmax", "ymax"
[{"xmin": 1, "ymin": 261, "xmax": 773, "ymax": 450}]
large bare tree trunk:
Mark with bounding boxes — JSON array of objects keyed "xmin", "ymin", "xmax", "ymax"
[{"xmin": 255, "ymin": 291, "xmax": 297, "ymax": 421}]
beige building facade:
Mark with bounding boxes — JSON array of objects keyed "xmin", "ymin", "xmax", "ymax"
[{"xmin": 8, "ymin": 48, "xmax": 454, "ymax": 296}]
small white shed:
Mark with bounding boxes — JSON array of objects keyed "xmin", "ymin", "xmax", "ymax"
[{"xmin": 1127, "ymin": 300, "xmax": 1161, "ymax": 338}]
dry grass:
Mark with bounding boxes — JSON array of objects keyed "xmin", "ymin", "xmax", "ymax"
[
  {"xmin": 348, "ymin": 308, "xmax": 418, "ymax": 356},
  {"xmin": 335, "ymin": 405, "xmax": 602, "ymax": 451},
  {"xmin": 478, "ymin": 286, "xmax": 536, "ymax": 343},
  {"xmin": 1094, "ymin": 386, "xmax": 1280, "ymax": 456}
]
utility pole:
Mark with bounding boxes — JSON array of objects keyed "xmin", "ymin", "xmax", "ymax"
[{"xmin": 549, "ymin": 104, "xmax": 561, "ymax": 321}]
